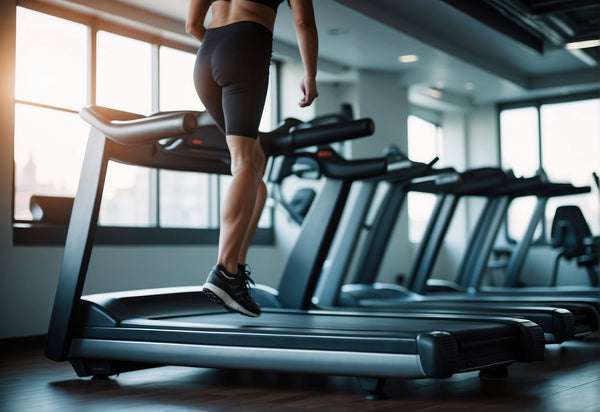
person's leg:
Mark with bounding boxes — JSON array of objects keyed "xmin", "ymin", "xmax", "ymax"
[
  {"xmin": 210, "ymin": 24, "xmax": 272, "ymax": 270},
  {"xmin": 217, "ymin": 135, "xmax": 264, "ymax": 274},
  {"xmin": 198, "ymin": 22, "xmax": 272, "ymax": 316},
  {"xmin": 237, "ymin": 138, "xmax": 267, "ymax": 266},
  {"xmin": 202, "ymin": 133, "xmax": 263, "ymax": 317}
]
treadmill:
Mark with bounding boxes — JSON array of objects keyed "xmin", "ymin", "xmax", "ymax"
[
  {"xmin": 472, "ymin": 180, "xmax": 599, "ymax": 293},
  {"xmin": 319, "ymin": 167, "xmax": 599, "ymax": 340},
  {"xmin": 296, "ymin": 162, "xmax": 594, "ymax": 343},
  {"xmin": 46, "ymin": 106, "xmax": 544, "ymax": 398}
]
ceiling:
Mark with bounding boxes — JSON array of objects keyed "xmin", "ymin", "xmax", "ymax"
[{"xmin": 53, "ymin": 0, "xmax": 600, "ymax": 111}]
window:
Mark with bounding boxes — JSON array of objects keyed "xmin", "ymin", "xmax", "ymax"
[
  {"xmin": 14, "ymin": 5, "xmax": 276, "ymax": 243},
  {"xmin": 159, "ymin": 46, "xmax": 205, "ymax": 113},
  {"xmin": 96, "ymin": 31, "xmax": 152, "ymax": 115},
  {"xmin": 499, "ymin": 96, "xmax": 600, "ymax": 241},
  {"xmin": 15, "ymin": 8, "xmax": 87, "ymax": 110},
  {"xmin": 14, "ymin": 7, "xmax": 88, "ymax": 221},
  {"xmin": 407, "ymin": 115, "xmax": 443, "ymax": 242},
  {"xmin": 499, "ymin": 107, "xmax": 540, "ymax": 177},
  {"xmin": 157, "ymin": 45, "xmax": 210, "ymax": 229},
  {"xmin": 499, "ymin": 106, "xmax": 540, "ymax": 240},
  {"xmin": 541, "ymin": 99, "xmax": 600, "ymax": 234}
]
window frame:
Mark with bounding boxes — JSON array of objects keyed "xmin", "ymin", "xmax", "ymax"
[
  {"xmin": 496, "ymin": 90, "xmax": 599, "ymax": 245},
  {"xmin": 13, "ymin": 1, "xmax": 276, "ymax": 246}
]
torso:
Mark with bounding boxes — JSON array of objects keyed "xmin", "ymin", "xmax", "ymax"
[{"xmin": 209, "ymin": 0, "xmax": 283, "ymax": 32}]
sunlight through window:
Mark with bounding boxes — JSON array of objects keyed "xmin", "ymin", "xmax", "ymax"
[
  {"xmin": 96, "ymin": 31, "xmax": 152, "ymax": 115},
  {"xmin": 499, "ymin": 98, "xmax": 600, "ymax": 238},
  {"xmin": 159, "ymin": 46, "xmax": 205, "ymax": 112},
  {"xmin": 542, "ymin": 99, "xmax": 600, "ymax": 233},
  {"xmin": 500, "ymin": 107, "xmax": 539, "ymax": 178},
  {"xmin": 15, "ymin": 8, "xmax": 87, "ymax": 110},
  {"xmin": 407, "ymin": 115, "xmax": 442, "ymax": 243}
]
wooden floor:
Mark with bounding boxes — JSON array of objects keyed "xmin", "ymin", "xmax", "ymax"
[{"xmin": 1, "ymin": 338, "xmax": 599, "ymax": 412}]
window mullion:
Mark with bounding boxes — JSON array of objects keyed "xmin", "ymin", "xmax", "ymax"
[
  {"xmin": 88, "ymin": 19, "xmax": 97, "ymax": 105},
  {"xmin": 536, "ymin": 103, "xmax": 546, "ymax": 236},
  {"xmin": 149, "ymin": 44, "xmax": 160, "ymax": 227}
]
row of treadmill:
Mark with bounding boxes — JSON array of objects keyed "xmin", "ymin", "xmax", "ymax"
[{"xmin": 46, "ymin": 107, "xmax": 600, "ymax": 399}]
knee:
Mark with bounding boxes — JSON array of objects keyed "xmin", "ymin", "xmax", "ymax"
[
  {"xmin": 227, "ymin": 137, "xmax": 266, "ymax": 182},
  {"xmin": 230, "ymin": 149, "xmax": 263, "ymax": 182}
]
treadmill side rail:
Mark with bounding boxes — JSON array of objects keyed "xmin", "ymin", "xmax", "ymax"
[{"xmin": 69, "ymin": 338, "xmax": 429, "ymax": 379}]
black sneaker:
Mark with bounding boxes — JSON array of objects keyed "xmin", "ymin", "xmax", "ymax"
[{"xmin": 202, "ymin": 264, "xmax": 261, "ymax": 317}]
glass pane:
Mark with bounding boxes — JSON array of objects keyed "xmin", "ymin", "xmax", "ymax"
[
  {"xmin": 159, "ymin": 46, "xmax": 205, "ymax": 112},
  {"xmin": 407, "ymin": 115, "xmax": 439, "ymax": 163},
  {"xmin": 159, "ymin": 170, "xmax": 210, "ymax": 228},
  {"xmin": 407, "ymin": 192, "xmax": 437, "ymax": 243},
  {"xmin": 99, "ymin": 163, "xmax": 152, "ymax": 226},
  {"xmin": 96, "ymin": 31, "xmax": 152, "ymax": 115},
  {"xmin": 506, "ymin": 196, "xmax": 541, "ymax": 241},
  {"xmin": 408, "ymin": 115, "xmax": 441, "ymax": 242},
  {"xmin": 500, "ymin": 107, "xmax": 539, "ymax": 177},
  {"xmin": 15, "ymin": 7, "xmax": 87, "ymax": 110},
  {"xmin": 14, "ymin": 104, "xmax": 88, "ymax": 220},
  {"xmin": 541, "ymin": 99, "xmax": 600, "ymax": 233}
]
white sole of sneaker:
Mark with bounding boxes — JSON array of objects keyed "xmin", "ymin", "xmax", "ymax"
[{"xmin": 202, "ymin": 283, "xmax": 260, "ymax": 317}]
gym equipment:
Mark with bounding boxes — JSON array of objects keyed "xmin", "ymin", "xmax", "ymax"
[
  {"xmin": 46, "ymin": 107, "xmax": 544, "ymax": 399},
  {"xmin": 549, "ymin": 205, "xmax": 599, "ymax": 287},
  {"xmin": 303, "ymin": 165, "xmax": 599, "ymax": 342}
]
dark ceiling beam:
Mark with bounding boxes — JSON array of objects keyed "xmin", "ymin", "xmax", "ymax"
[
  {"xmin": 526, "ymin": 0, "xmax": 600, "ymax": 15},
  {"xmin": 441, "ymin": 0, "xmax": 545, "ymax": 53}
]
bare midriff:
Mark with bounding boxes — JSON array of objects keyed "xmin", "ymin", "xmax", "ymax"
[{"xmin": 209, "ymin": 0, "xmax": 277, "ymax": 32}]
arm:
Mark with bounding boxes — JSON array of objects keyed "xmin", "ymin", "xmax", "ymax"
[
  {"xmin": 186, "ymin": 0, "xmax": 210, "ymax": 42},
  {"xmin": 289, "ymin": 0, "xmax": 319, "ymax": 107}
]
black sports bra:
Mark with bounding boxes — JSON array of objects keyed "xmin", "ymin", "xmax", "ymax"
[{"xmin": 209, "ymin": 0, "xmax": 285, "ymax": 11}]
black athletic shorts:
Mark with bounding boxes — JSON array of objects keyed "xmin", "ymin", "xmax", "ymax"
[{"xmin": 193, "ymin": 21, "xmax": 273, "ymax": 138}]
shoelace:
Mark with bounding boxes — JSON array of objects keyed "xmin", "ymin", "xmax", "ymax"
[{"xmin": 238, "ymin": 264, "xmax": 256, "ymax": 294}]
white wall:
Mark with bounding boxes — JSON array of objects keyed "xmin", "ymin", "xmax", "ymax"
[
  {"xmin": 466, "ymin": 104, "xmax": 498, "ymax": 169},
  {"xmin": 352, "ymin": 70, "xmax": 409, "ymax": 158}
]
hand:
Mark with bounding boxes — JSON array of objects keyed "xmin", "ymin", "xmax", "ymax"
[{"xmin": 299, "ymin": 75, "xmax": 318, "ymax": 107}]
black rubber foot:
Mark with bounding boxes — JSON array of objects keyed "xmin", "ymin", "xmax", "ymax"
[
  {"xmin": 357, "ymin": 377, "xmax": 388, "ymax": 400},
  {"xmin": 364, "ymin": 390, "xmax": 388, "ymax": 400},
  {"xmin": 91, "ymin": 375, "xmax": 111, "ymax": 381},
  {"xmin": 479, "ymin": 365, "xmax": 509, "ymax": 380}
]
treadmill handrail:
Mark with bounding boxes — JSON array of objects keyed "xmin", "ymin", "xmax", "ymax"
[
  {"xmin": 81, "ymin": 106, "xmax": 375, "ymax": 158},
  {"xmin": 80, "ymin": 106, "xmax": 199, "ymax": 145},
  {"xmin": 261, "ymin": 118, "xmax": 375, "ymax": 156},
  {"xmin": 408, "ymin": 167, "xmax": 507, "ymax": 194},
  {"xmin": 270, "ymin": 148, "xmax": 390, "ymax": 182}
]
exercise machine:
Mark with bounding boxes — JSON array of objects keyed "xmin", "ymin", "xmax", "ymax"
[{"xmin": 46, "ymin": 107, "xmax": 544, "ymax": 398}]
